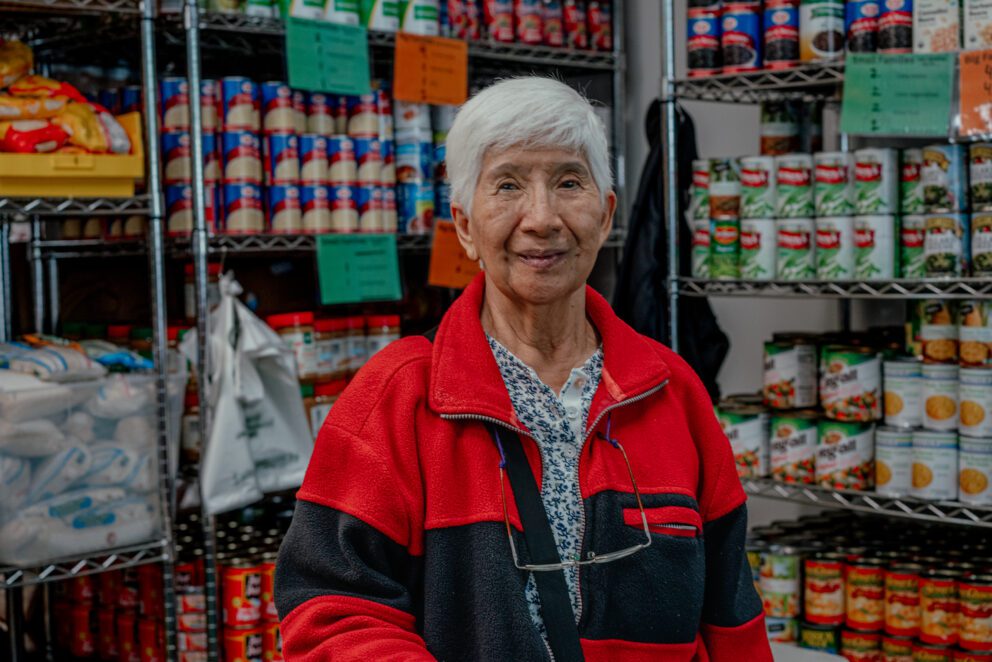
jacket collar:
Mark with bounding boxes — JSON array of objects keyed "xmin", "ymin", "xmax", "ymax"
[{"xmin": 428, "ymin": 272, "xmax": 672, "ymax": 424}]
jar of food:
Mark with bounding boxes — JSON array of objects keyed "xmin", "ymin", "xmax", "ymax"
[
  {"xmin": 309, "ymin": 379, "xmax": 346, "ymax": 439},
  {"xmin": 314, "ymin": 318, "xmax": 348, "ymax": 381},
  {"xmin": 108, "ymin": 324, "xmax": 133, "ymax": 346},
  {"xmin": 267, "ymin": 312, "xmax": 318, "ymax": 382},
  {"xmin": 366, "ymin": 315, "xmax": 401, "ymax": 360},
  {"xmin": 184, "ymin": 262, "xmax": 223, "ymax": 324},
  {"xmin": 130, "ymin": 327, "xmax": 154, "ymax": 359},
  {"xmin": 345, "ymin": 315, "xmax": 368, "ymax": 377}
]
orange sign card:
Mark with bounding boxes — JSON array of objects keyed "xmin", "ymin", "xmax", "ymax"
[
  {"xmin": 960, "ymin": 49, "xmax": 992, "ymax": 137},
  {"xmin": 428, "ymin": 221, "xmax": 480, "ymax": 289},
  {"xmin": 393, "ymin": 32, "xmax": 468, "ymax": 106}
]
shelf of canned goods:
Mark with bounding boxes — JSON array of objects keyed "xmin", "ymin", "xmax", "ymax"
[
  {"xmin": 0, "ymin": 0, "xmax": 138, "ymax": 13},
  {"xmin": 0, "ymin": 196, "xmax": 151, "ymax": 218},
  {"xmin": 0, "ymin": 539, "xmax": 170, "ymax": 590},
  {"xmin": 742, "ymin": 478, "xmax": 992, "ymax": 529},
  {"xmin": 674, "ymin": 62, "xmax": 844, "ymax": 103},
  {"xmin": 679, "ymin": 277, "xmax": 992, "ymax": 300}
]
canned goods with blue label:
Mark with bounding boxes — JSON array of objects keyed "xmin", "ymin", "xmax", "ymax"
[
  {"xmin": 382, "ymin": 186, "xmax": 398, "ymax": 232},
  {"xmin": 98, "ymin": 89, "xmax": 120, "ymax": 115},
  {"xmin": 330, "ymin": 184, "xmax": 359, "ymax": 232},
  {"xmin": 356, "ymin": 184, "xmax": 384, "ymax": 232},
  {"xmin": 166, "ymin": 184, "xmax": 194, "ymax": 235},
  {"xmin": 301, "ymin": 184, "xmax": 333, "ymax": 233},
  {"xmin": 380, "ymin": 139, "xmax": 396, "ymax": 185},
  {"xmin": 398, "ymin": 182, "xmax": 435, "ymax": 234},
  {"xmin": 200, "ymin": 79, "xmax": 219, "ymax": 132},
  {"xmin": 261, "ymin": 81, "xmax": 296, "ymax": 133},
  {"xmin": 306, "ymin": 92, "xmax": 335, "ymax": 135},
  {"xmin": 722, "ymin": 5, "xmax": 762, "ymax": 73},
  {"xmin": 222, "ymin": 182, "xmax": 265, "ymax": 234},
  {"xmin": 222, "ymin": 131, "xmax": 263, "ymax": 183},
  {"xmin": 845, "ymin": 0, "xmax": 880, "ymax": 52},
  {"xmin": 160, "ymin": 77, "xmax": 189, "ymax": 130},
  {"xmin": 396, "ymin": 137, "xmax": 433, "ymax": 183},
  {"xmin": 328, "ymin": 136, "xmax": 357, "ymax": 184},
  {"xmin": 354, "ymin": 137, "xmax": 382, "ymax": 184},
  {"xmin": 221, "ymin": 76, "xmax": 260, "ymax": 131},
  {"xmin": 162, "ymin": 131, "xmax": 192, "ymax": 184},
  {"xmin": 268, "ymin": 184, "xmax": 302, "ymax": 233},
  {"xmin": 265, "ymin": 133, "xmax": 300, "ymax": 185},
  {"xmin": 764, "ymin": 0, "xmax": 799, "ymax": 68},
  {"xmin": 299, "ymin": 134, "xmax": 329, "ymax": 184},
  {"xmin": 121, "ymin": 84, "xmax": 143, "ymax": 114},
  {"xmin": 347, "ymin": 93, "xmax": 379, "ymax": 137}
]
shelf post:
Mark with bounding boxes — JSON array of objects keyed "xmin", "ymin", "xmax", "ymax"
[
  {"xmin": 661, "ymin": 0, "xmax": 681, "ymax": 351},
  {"xmin": 0, "ymin": 221, "xmax": 10, "ymax": 342},
  {"xmin": 30, "ymin": 216, "xmax": 44, "ymax": 334}
]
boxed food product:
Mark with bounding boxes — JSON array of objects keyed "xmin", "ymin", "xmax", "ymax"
[
  {"xmin": 913, "ymin": 0, "xmax": 961, "ymax": 52},
  {"xmin": 964, "ymin": 0, "xmax": 992, "ymax": 48}
]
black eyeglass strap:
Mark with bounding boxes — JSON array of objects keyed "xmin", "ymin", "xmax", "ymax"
[{"xmin": 488, "ymin": 424, "xmax": 586, "ymax": 662}]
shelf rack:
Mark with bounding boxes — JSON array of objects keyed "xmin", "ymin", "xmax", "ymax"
[
  {"xmin": 674, "ymin": 62, "xmax": 845, "ymax": 103},
  {"xmin": 679, "ymin": 277, "xmax": 992, "ymax": 300},
  {"xmin": 0, "ymin": 539, "xmax": 170, "ymax": 590},
  {"xmin": 0, "ymin": 0, "xmax": 138, "ymax": 12},
  {"xmin": 0, "ymin": 196, "xmax": 150, "ymax": 217},
  {"xmin": 742, "ymin": 479, "xmax": 992, "ymax": 529}
]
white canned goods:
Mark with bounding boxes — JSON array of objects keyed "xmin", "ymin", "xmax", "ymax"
[
  {"xmin": 770, "ymin": 410, "xmax": 819, "ymax": 484},
  {"xmin": 854, "ymin": 215, "xmax": 897, "ymax": 280},
  {"xmin": 972, "ymin": 212, "xmax": 992, "ymax": 276},
  {"xmin": 960, "ymin": 368, "xmax": 992, "ymax": 438},
  {"xmin": 900, "ymin": 214, "xmax": 927, "ymax": 278},
  {"xmin": 971, "ymin": 143, "xmax": 992, "ymax": 211},
  {"xmin": 222, "ymin": 182, "xmax": 265, "ymax": 234},
  {"xmin": 324, "ymin": 0, "xmax": 361, "ymax": 23},
  {"xmin": 883, "ymin": 358, "xmax": 923, "ymax": 428},
  {"xmin": 764, "ymin": 338, "xmax": 818, "ymax": 409},
  {"xmin": 362, "ymin": 0, "xmax": 401, "ymax": 30},
  {"xmin": 776, "ymin": 217, "xmax": 816, "ymax": 280},
  {"xmin": 918, "ymin": 299, "xmax": 958, "ymax": 364},
  {"xmin": 717, "ymin": 403, "xmax": 770, "ymax": 479},
  {"xmin": 911, "ymin": 430, "xmax": 959, "ymax": 501},
  {"xmin": 287, "ymin": 0, "xmax": 325, "ymax": 18},
  {"xmin": 691, "ymin": 160, "xmax": 710, "ymax": 221},
  {"xmin": 815, "ymin": 216, "xmax": 855, "ymax": 280},
  {"xmin": 399, "ymin": 0, "xmax": 440, "ymax": 35},
  {"xmin": 814, "ymin": 151, "xmax": 855, "ymax": 216},
  {"xmin": 740, "ymin": 218, "xmax": 777, "ymax": 280},
  {"xmin": 221, "ymin": 130, "xmax": 263, "ymax": 184},
  {"xmin": 220, "ymin": 76, "xmax": 260, "ymax": 132},
  {"xmin": 820, "ymin": 345, "xmax": 882, "ymax": 422},
  {"xmin": 800, "ymin": 0, "xmax": 845, "ymax": 61},
  {"xmin": 301, "ymin": 184, "xmax": 332, "ymax": 233},
  {"xmin": 875, "ymin": 426, "xmax": 914, "ymax": 497},
  {"xmin": 922, "ymin": 144, "xmax": 968, "ymax": 213},
  {"xmin": 709, "ymin": 158, "xmax": 742, "ymax": 220},
  {"xmin": 816, "ymin": 419, "xmax": 875, "ymax": 489},
  {"xmin": 740, "ymin": 155, "xmax": 777, "ymax": 218},
  {"xmin": 261, "ymin": 81, "xmax": 295, "ymax": 134},
  {"xmin": 922, "ymin": 363, "xmax": 959, "ymax": 431},
  {"xmin": 924, "ymin": 213, "xmax": 970, "ymax": 277},
  {"xmin": 959, "ymin": 300, "xmax": 992, "ymax": 368},
  {"xmin": 775, "ymin": 153, "xmax": 814, "ymax": 217},
  {"xmin": 959, "ymin": 438, "xmax": 992, "ymax": 505},
  {"xmin": 691, "ymin": 218, "xmax": 711, "ymax": 278},
  {"xmin": 855, "ymin": 148, "xmax": 899, "ymax": 214},
  {"xmin": 901, "ymin": 148, "xmax": 924, "ymax": 214}
]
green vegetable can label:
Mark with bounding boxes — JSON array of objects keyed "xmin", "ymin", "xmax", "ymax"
[
  {"xmin": 973, "ymin": 212, "xmax": 992, "ymax": 276},
  {"xmin": 901, "ymin": 148, "xmax": 924, "ymax": 213},
  {"xmin": 900, "ymin": 214, "xmax": 926, "ymax": 278},
  {"xmin": 764, "ymin": 341, "xmax": 818, "ymax": 409},
  {"xmin": 361, "ymin": 0, "xmax": 400, "ymax": 29},
  {"xmin": 710, "ymin": 218, "xmax": 740, "ymax": 279},
  {"xmin": 776, "ymin": 217, "xmax": 815, "ymax": 280},
  {"xmin": 922, "ymin": 144, "xmax": 967, "ymax": 213},
  {"xmin": 741, "ymin": 218, "xmax": 777, "ymax": 280},
  {"xmin": 740, "ymin": 156, "xmax": 777, "ymax": 218},
  {"xmin": 815, "ymin": 216, "xmax": 855, "ymax": 280},
  {"xmin": 855, "ymin": 148, "xmax": 899, "ymax": 214},
  {"xmin": 691, "ymin": 159, "xmax": 710, "ymax": 221},
  {"xmin": 970, "ymin": 144, "xmax": 992, "ymax": 212},
  {"xmin": 924, "ymin": 213, "xmax": 970, "ymax": 276},
  {"xmin": 854, "ymin": 215, "xmax": 898, "ymax": 280},
  {"xmin": 815, "ymin": 419, "xmax": 875, "ymax": 490},
  {"xmin": 775, "ymin": 154, "xmax": 814, "ymax": 217},
  {"xmin": 717, "ymin": 404, "xmax": 769, "ymax": 478},
  {"xmin": 814, "ymin": 151, "xmax": 854, "ymax": 216},
  {"xmin": 691, "ymin": 218, "xmax": 711, "ymax": 278},
  {"xmin": 769, "ymin": 411, "xmax": 818, "ymax": 483}
]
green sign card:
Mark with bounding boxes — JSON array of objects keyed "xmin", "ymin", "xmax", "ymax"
[
  {"xmin": 286, "ymin": 17, "xmax": 372, "ymax": 96},
  {"xmin": 840, "ymin": 52, "xmax": 954, "ymax": 136},
  {"xmin": 316, "ymin": 234, "xmax": 402, "ymax": 305}
]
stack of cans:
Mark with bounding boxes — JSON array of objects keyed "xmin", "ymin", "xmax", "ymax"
[{"xmin": 395, "ymin": 100, "xmax": 436, "ymax": 234}]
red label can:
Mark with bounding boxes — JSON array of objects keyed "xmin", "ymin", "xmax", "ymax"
[
  {"xmin": 913, "ymin": 641, "xmax": 955, "ymax": 662},
  {"xmin": 137, "ymin": 564, "xmax": 164, "ymax": 618},
  {"xmin": 119, "ymin": 568, "xmax": 139, "ymax": 610},
  {"xmin": 223, "ymin": 561, "xmax": 263, "ymax": 628},
  {"xmin": 97, "ymin": 569, "xmax": 121, "ymax": 607},
  {"xmin": 840, "ymin": 627, "xmax": 881, "ymax": 662},
  {"xmin": 920, "ymin": 569, "xmax": 958, "ymax": 646},
  {"xmin": 261, "ymin": 556, "xmax": 279, "ymax": 623},
  {"xmin": 138, "ymin": 618, "xmax": 164, "ymax": 662},
  {"xmin": 515, "ymin": 0, "xmax": 543, "ymax": 44},
  {"xmin": 118, "ymin": 611, "xmax": 140, "ymax": 662},
  {"xmin": 846, "ymin": 558, "xmax": 887, "ymax": 631},
  {"xmin": 484, "ymin": 0, "xmax": 514, "ymax": 41},
  {"xmin": 98, "ymin": 607, "xmax": 119, "ymax": 660},
  {"xmin": 224, "ymin": 626, "xmax": 264, "ymax": 662},
  {"xmin": 956, "ymin": 650, "xmax": 992, "ymax": 661},
  {"xmin": 884, "ymin": 564, "xmax": 922, "ymax": 637},
  {"xmin": 563, "ymin": 0, "xmax": 588, "ymax": 49},
  {"xmin": 70, "ymin": 575, "xmax": 95, "ymax": 603},
  {"xmin": 960, "ymin": 575, "xmax": 992, "ymax": 651},
  {"xmin": 804, "ymin": 553, "xmax": 846, "ymax": 626},
  {"xmin": 264, "ymin": 622, "xmax": 284, "ymax": 662},
  {"xmin": 542, "ymin": 0, "xmax": 564, "ymax": 46},
  {"xmin": 587, "ymin": 0, "xmax": 612, "ymax": 51}
]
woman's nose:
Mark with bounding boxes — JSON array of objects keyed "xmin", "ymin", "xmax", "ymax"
[{"xmin": 519, "ymin": 186, "xmax": 563, "ymax": 234}]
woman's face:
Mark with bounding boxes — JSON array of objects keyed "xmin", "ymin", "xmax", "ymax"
[{"xmin": 452, "ymin": 145, "xmax": 616, "ymax": 306}]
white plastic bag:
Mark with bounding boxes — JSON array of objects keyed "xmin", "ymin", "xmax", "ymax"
[{"xmin": 182, "ymin": 272, "xmax": 313, "ymax": 515}]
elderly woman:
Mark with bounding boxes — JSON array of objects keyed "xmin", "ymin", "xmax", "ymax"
[{"xmin": 275, "ymin": 78, "xmax": 771, "ymax": 661}]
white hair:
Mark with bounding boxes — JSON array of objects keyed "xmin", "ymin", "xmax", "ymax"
[{"xmin": 445, "ymin": 77, "xmax": 612, "ymax": 217}]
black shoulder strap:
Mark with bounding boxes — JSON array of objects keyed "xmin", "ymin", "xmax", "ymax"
[
  {"xmin": 422, "ymin": 326, "xmax": 438, "ymax": 343},
  {"xmin": 488, "ymin": 424, "xmax": 585, "ymax": 662}
]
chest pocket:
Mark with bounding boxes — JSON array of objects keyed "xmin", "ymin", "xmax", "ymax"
[{"xmin": 622, "ymin": 505, "xmax": 702, "ymax": 538}]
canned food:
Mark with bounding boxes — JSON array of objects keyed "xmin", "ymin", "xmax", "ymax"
[
  {"xmin": 815, "ymin": 216, "xmax": 855, "ymax": 279},
  {"xmin": 346, "ymin": 93, "xmax": 378, "ymax": 138},
  {"xmin": 261, "ymin": 81, "xmax": 295, "ymax": 134},
  {"xmin": 485, "ymin": 0, "xmax": 514, "ymax": 41},
  {"xmin": 300, "ymin": 134, "xmax": 329, "ymax": 184},
  {"xmin": 709, "ymin": 158, "xmax": 741, "ymax": 219},
  {"xmin": 741, "ymin": 218, "xmax": 777, "ymax": 279},
  {"xmin": 912, "ymin": 429, "xmax": 959, "ymax": 500},
  {"xmin": 914, "ymin": 641, "xmax": 955, "ymax": 661},
  {"xmin": 122, "ymin": 84, "xmax": 144, "ymax": 115},
  {"xmin": 776, "ymin": 217, "xmax": 816, "ymax": 280},
  {"xmin": 805, "ymin": 552, "xmax": 846, "ymax": 626},
  {"xmin": 222, "ymin": 560, "xmax": 263, "ymax": 628},
  {"xmin": 766, "ymin": 616, "xmax": 799, "ymax": 643},
  {"xmin": 381, "ymin": 186, "xmax": 398, "ymax": 232},
  {"xmin": 98, "ymin": 609, "xmax": 119, "ymax": 660},
  {"xmin": 884, "ymin": 359, "xmax": 923, "ymax": 428},
  {"xmin": 381, "ymin": 138, "xmax": 395, "ymax": 184},
  {"xmin": 960, "ymin": 438, "xmax": 992, "ymax": 505},
  {"xmin": 925, "ymin": 213, "xmax": 971, "ymax": 277},
  {"xmin": 876, "ymin": 427, "xmax": 914, "ymax": 496},
  {"xmin": 800, "ymin": 0, "xmax": 845, "ymax": 61},
  {"xmin": 919, "ymin": 300, "xmax": 959, "ymax": 364},
  {"xmin": 740, "ymin": 155, "xmax": 777, "ymax": 218},
  {"xmin": 542, "ymin": 0, "xmax": 563, "ymax": 46},
  {"xmin": 223, "ymin": 182, "xmax": 265, "ymax": 234},
  {"xmin": 919, "ymin": 568, "xmax": 959, "ymax": 645},
  {"xmin": 761, "ymin": 544, "xmax": 802, "ymax": 617},
  {"xmin": 842, "ymin": 627, "xmax": 883, "ymax": 661},
  {"xmin": 328, "ymin": 136, "xmax": 357, "ymax": 184},
  {"xmin": 377, "ymin": 86, "xmax": 394, "ymax": 141},
  {"xmin": 709, "ymin": 218, "xmax": 741, "ymax": 279},
  {"xmin": 177, "ymin": 612, "xmax": 206, "ymax": 632},
  {"xmin": 885, "ymin": 562, "xmax": 923, "ymax": 637},
  {"xmin": 400, "ymin": 0, "xmax": 440, "ymax": 35},
  {"xmin": 137, "ymin": 564, "xmax": 163, "ymax": 618},
  {"xmin": 563, "ymin": 0, "xmax": 588, "ymax": 48},
  {"xmin": 362, "ymin": 0, "xmax": 400, "ymax": 30},
  {"xmin": 354, "ymin": 137, "xmax": 382, "ymax": 184},
  {"xmin": 854, "ymin": 214, "xmax": 898, "ymax": 279},
  {"xmin": 799, "ymin": 621, "xmax": 841, "ymax": 653},
  {"xmin": 761, "ymin": 100, "xmax": 801, "ymax": 156},
  {"xmin": 820, "ymin": 345, "xmax": 882, "ymax": 421},
  {"xmin": 902, "ymin": 148, "xmax": 925, "ymax": 213},
  {"xmin": 97, "ymin": 570, "xmax": 119, "ymax": 606},
  {"xmin": 923, "ymin": 364, "xmax": 960, "ymax": 431},
  {"xmin": 160, "ymin": 76, "xmax": 190, "ymax": 130},
  {"xmin": 397, "ymin": 181, "xmax": 434, "ymax": 234},
  {"xmin": 775, "ymin": 153, "xmax": 814, "ymax": 217},
  {"xmin": 292, "ymin": 89, "xmax": 306, "ymax": 134},
  {"xmin": 954, "ymin": 650, "xmax": 992, "ymax": 661},
  {"xmin": 856, "ymin": 148, "xmax": 900, "ymax": 214},
  {"xmin": 223, "ymin": 625, "xmax": 263, "ymax": 662},
  {"xmin": 306, "ymin": 93, "xmax": 335, "ymax": 135},
  {"xmin": 970, "ymin": 144, "xmax": 992, "ymax": 212},
  {"xmin": 356, "ymin": 184, "xmax": 383, "ymax": 232},
  {"xmin": 118, "ymin": 611, "xmax": 138, "ymax": 659},
  {"xmin": 814, "ymin": 151, "xmax": 855, "ymax": 216},
  {"xmin": 177, "ymin": 589, "xmax": 206, "ymax": 614},
  {"xmin": 267, "ymin": 184, "xmax": 302, "ymax": 234},
  {"xmin": 816, "ymin": 419, "xmax": 875, "ymax": 489},
  {"xmin": 883, "ymin": 633, "xmax": 915, "ymax": 662},
  {"xmin": 846, "ymin": 557, "xmax": 887, "ymax": 630},
  {"xmin": 974, "ymin": 213, "xmax": 992, "ymax": 277},
  {"xmin": 138, "ymin": 618, "xmax": 163, "ymax": 662},
  {"xmin": 221, "ymin": 76, "xmax": 260, "ymax": 132},
  {"xmin": 959, "ymin": 575, "xmax": 992, "ymax": 651},
  {"xmin": 764, "ymin": 0, "xmax": 801, "ymax": 68},
  {"xmin": 588, "ymin": 0, "xmax": 612, "ymax": 50},
  {"xmin": 764, "ymin": 339, "xmax": 818, "ymax": 408},
  {"xmin": 395, "ymin": 134, "xmax": 433, "ymax": 182},
  {"xmin": 879, "ymin": 0, "xmax": 913, "ymax": 52},
  {"xmin": 263, "ymin": 621, "xmax": 283, "ymax": 661},
  {"xmin": 691, "ymin": 218, "xmax": 711, "ymax": 278},
  {"xmin": 513, "ymin": 0, "xmax": 542, "ymax": 43},
  {"xmin": 961, "ymin": 369, "xmax": 992, "ymax": 437},
  {"xmin": 301, "ymin": 184, "xmax": 333, "ymax": 233},
  {"xmin": 717, "ymin": 403, "xmax": 770, "ymax": 478},
  {"xmin": 222, "ymin": 131, "xmax": 263, "ymax": 183},
  {"xmin": 691, "ymin": 160, "xmax": 710, "ymax": 220},
  {"xmin": 330, "ymin": 184, "xmax": 360, "ymax": 232},
  {"xmin": 770, "ymin": 410, "xmax": 819, "ymax": 483},
  {"xmin": 923, "ymin": 144, "xmax": 968, "ymax": 212},
  {"xmin": 264, "ymin": 133, "xmax": 299, "ymax": 185},
  {"xmin": 166, "ymin": 183, "xmax": 218, "ymax": 237},
  {"xmin": 846, "ymin": 0, "xmax": 880, "ymax": 51},
  {"xmin": 901, "ymin": 214, "xmax": 927, "ymax": 277}
]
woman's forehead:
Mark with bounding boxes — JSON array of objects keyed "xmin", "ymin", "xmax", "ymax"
[{"xmin": 480, "ymin": 145, "xmax": 590, "ymax": 175}]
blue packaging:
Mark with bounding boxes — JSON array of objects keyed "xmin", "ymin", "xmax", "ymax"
[
  {"xmin": 845, "ymin": 0, "xmax": 880, "ymax": 52},
  {"xmin": 120, "ymin": 85, "xmax": 143, "ymax": 114},
  {"xmin": 265, "ymin": 132, "xmax": 300, "ymax": 185},
  {"xmin": 721, "ymin": 5, "xmax": 762, "ymax": 72},
  {"xmin": 398, "ymin": 182, "xmax": 435, "ymax": 234}
]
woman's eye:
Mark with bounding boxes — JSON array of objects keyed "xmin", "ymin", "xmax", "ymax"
[
  {"xmin": 560, "ymin": 179, "xmax": 580, "ymax": 189},
  {"xmin": 498, "ymin": 182, "xmax": 518, "ymax": 191}
]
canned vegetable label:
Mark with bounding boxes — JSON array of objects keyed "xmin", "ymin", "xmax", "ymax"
[
  {"xmin": 959, "ymin": 579, "xmax": 992, "ymax": 651},
  {"xmin": 691, "ymin": 218, "xmax": 711, "ymax": 278},
  {"xmin": 761, "ymin": 100, "xmax": 801, "ymax": 155},
  {"xmin": 687, "ymin": 10, "xmax": 722, "ymax": 77},
  {"xmin": 740, "ymin": 218, "xmax": 777, "ymax": 280},
  {"xmin": 816, "ymin": 216, "xmax": 855, "ymax": 280},
  {"xmin": 722, "ymin": 6, "xmax": 763, "ymax": 72},
  {"xmin": 883, "ymin": 361, "xmax": 923, "ymax": 429},
  {"xmin": 884, "ymin": 566, "xmax": 922, "ymax": 637},
  {"xmin": 901, "ymin": 148, "xmax": 924, "ymax": 213},
  {"xmin": 960, "ymin": 367, "xmax": 992, "ymax": 435},
  {"xmin": 911, "ymin": 431, "xmax": 959, "ymax": 501},
  {"xmin": 764, "ymin": 341, "xmax": 818, "ymax": 409},
  {"xmin": 799, "ymin": 622, "xmax": 840, "ymax": 653},
  {"xmin": 820, "ymin": 346, "xmax": 882, "ymax": 422},
  {"xmin": 901, "ymin": 214, "xmax": 926, "ymax": 278},
  {"xmin": 971, "ymin": 144, "xmax": 992, "ymax": 211},
  {"xmin": 846, "ymin": 563, "xmax": 886, "ymax": 630},
  {"xmin": 816, "ymin": 420, "xmax": 875, "ymax": 489},
  {"xmin": 766, "ymin": 616, "xmax": 799, "ymax": 643},
  {"xmin": 805, "ymin": 556, "xmax": 846, "ymax": 626},
  {"xmin": 718, "ymin": 404, "xmax": 769, "ymax": 478},
  {"xmin": 922, "ymin": 364, "xmax": 960, "ymax": 432},
  {"xmin": 924, "ymin": 213, "xmax": 970, "ymax": 277},
  {"xmin": 919, "ymin": 300, "xmax": 958, "ymax": 364},
  {"xmin": 875, "ymin": 427, "xmax": 914, "ymax": 496},
  {"xmin": 776, "ymin": 218, "xmax": 816, "ymax": 280},
  {"xmin": 814, "ymin": 151, "xmax": 855, "ymax": 216},
  {"xmin": 959, "ymin": 439, "xmax": 992, "ymax": 506},
  {"xmin": 854, "ymin": 215, "xmax": 897, "ymax": 280},
  {"xmin": 855, "ymin": 148, "xmax": 899, "ymax": 214},
  {"xmin": 923, "ymin": 145, "xmax": 968, "ymax": 213},
  {"xmin": 775, "ymin": 154, "xmax": 814, "ymax": 217},
  {"xmin": 973, "ymin": 213, "xmax": 992, "ymax": 275},
  {"xmin": 710, "ymin": 218, "xmax": 741, "ymax": 279},
  {"xmin": 760, "ymin": 548, "xmax": 801, "ymax": 617},
  {"xmin": 740, "ymin": 156, "xmax": 777, "ymax": 218},
  {"xmin": 882, "ymin": 634, "xmax": 914, "ymax": 660},
  {"xmin": 920, "ymin": 571, "xmax": 959, "ymax": 646},
  {"xmin": 800, "ymin": 0, "xmax": 846, "ymax": 61},
  {"xmin": 770, "ymin": 412, "xmax": 818, "ymax": 483},
  {"xmin": 691, "ymin": 159, "xmax": 711, "ymax": 220},
  {"xmin": 709, "ymin": 158, "xmax": 741, "ymax": 219}
]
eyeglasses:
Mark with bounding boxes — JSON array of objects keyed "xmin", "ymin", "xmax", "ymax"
[{"xmin": 497, "ymin": 425, "xmax": 652, "ymax": 572}]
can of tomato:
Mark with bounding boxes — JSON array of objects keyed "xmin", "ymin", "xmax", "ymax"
[
  {"xmin": 770, "ymin": 410, "xmax": 819, "ymax": 484},
  {"xmin": 885, "ymin": 562, "xmax": 923, "ymax": 637},
  {"xmin": 842, "ymin": 627, "xmax": 883, "ymax": 661},
  {"xmin": 805, "ymin": 552, "xmax": 847, "ymax": 626},
  {"xmin": 882, "ymin": 633, "xmax": 914, "ymax": 661},
  {"xmin": 263, "ymin": 621, "xmax": 284, "ymax": 661},
  {"xmin": 820, "ymin": 345, "xmax": 882, "ymax": 422},
  {"xmin": 760, "ymin": 544, "xmax": 803, "ymax": 618},
  {"xmin": 815, "ymin": 419, "xmax": 875, "ymax": 490},
  {"xmin": 960, "ymin": 574, "xmax": 992, "ymax": 651},
  {"xmin": 222, "ymin": 558, "xmax": 263, "ymax": 628},
  {"xmin": 223, "ymin": 625, "xmax": 264, "ymax": 662},
  {"xmin": 764, "ymin": 339, "xmax": 818, "ymax": 409},
  {"xmin": 920, "ymin": 568, "xmax": 959, "ymax": 646},
  {"xmin": 846, "ymin": 557, "xmax": 887, "ymax": 631}
]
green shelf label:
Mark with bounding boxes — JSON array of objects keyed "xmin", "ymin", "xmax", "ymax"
[
  {"xmin": 316, "ymin": 234, "xmax": 402, "ymax": 305},
  {"xmin": 285, "ymin": 17, "xmax": 372, "ymax": 96}
]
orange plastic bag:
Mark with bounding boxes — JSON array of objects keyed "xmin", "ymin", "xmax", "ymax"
[
  {"xmin": 9, "ymin": 75, "xmax": 87, "ymax": 103},
  {"xmin": 52, "ymin": 102, "xmax": 130, "ymax": 154},
  {"xmin": 0, "ymin": 41, "xmax": 32, "ymax": 89},
  {"xmin": 0, "ymin": 119, "xmax": 68, "ymax": 153}
]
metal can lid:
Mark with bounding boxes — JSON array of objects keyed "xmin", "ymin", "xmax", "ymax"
[
  {"xmin": 961, "ymin": 573, "xmax": 992, "ymax": 585},
  {"xmin": 849, "ymin": 556, "xmax": 888, "ymax": 568},
  {"xmin": 921, "ymin": 567, "xmax": 959, "ymax": 579},
  {"xmin": 888, "ymin": 562, "xmax": 924, "ymax": 573},
  {"xmin": 810, "ymin": 551, "xmax": 848, "ymax": 562}
]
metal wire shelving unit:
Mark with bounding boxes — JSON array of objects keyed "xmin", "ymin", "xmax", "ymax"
[{"xmin": 678, "ymin": 277, "xmax": 992, "ymax": 300}]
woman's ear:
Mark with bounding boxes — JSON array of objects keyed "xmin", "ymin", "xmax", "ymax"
[{"xmin": 451, "ymin": 203, "xmax": 479, "ymax": 261}]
